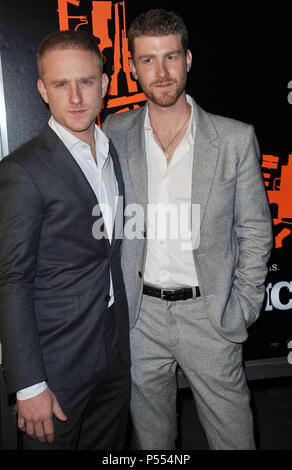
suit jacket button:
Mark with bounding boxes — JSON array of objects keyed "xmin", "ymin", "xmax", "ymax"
[
  {"xmin": 104, "ymin": 294, "xmax": 111, "ymax": 302},
  {"xmin": 138, "ymin": 271, "xmax": 142, "ymax": 278}
]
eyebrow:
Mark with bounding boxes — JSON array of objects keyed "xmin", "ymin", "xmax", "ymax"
[
  {"xmin": 79, "ymin": 76, "xmax": 98, "ymax": 81},
  {"xmin": 50, "ymin": 76, "xmax": 98, "ymax": 84},
  {"xmin": 138, "ymin": 50, "xmax": 182, "ymax": 60}
]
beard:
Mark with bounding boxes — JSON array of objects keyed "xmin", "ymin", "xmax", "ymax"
[{"xmin": 144, "ymin": 74, "xmax": 188, "ymax": 108}]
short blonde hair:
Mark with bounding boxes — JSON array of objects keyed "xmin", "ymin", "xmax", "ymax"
[{"xmin": 37, "ymin": 30, "xmax": 103, "ymax": 77}]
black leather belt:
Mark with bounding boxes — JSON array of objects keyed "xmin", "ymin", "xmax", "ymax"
[{"xmin": 143, "ymin": 284, "xmax": 201, "ymax": 301}]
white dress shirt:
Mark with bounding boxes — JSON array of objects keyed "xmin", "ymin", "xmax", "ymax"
[
  {"xmin": 144, "ymin": 95, "xmax": 199, "ymax": 288},
  {"xmin": 17, "ymin": 117, "xmax": 118, "ymax": 400}
]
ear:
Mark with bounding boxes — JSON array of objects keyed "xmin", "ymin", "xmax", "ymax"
[
  {"xmin": 129, "ymin": 59, "xmax": 138, "ymax": 80},
  {"xmin": 186, "ymin": 49, "xmax": 192, "ymax": 73},
  {"xmin": 101, "ymin": 73, "xmax": 109, "ymax": 98},
  {"xmin": 37, "ymin": 78, "xmax": 49, "ymax": 104}
]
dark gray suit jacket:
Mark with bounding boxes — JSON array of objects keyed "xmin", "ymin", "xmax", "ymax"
[{"xmin": 0, "ymin": 125, "xmax": 130, "ymax": 394}]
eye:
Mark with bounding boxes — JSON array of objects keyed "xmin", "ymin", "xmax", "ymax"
[
  {"xmin": 80, "ymin": 79, "xmax": 93, "ymax": 86},
  {"xmin": 142, "ymin": 57, "xmax": 152, "ymax": 64},
  {"xmin": 55, "ymin": 82, "xmax": 66, "ymax": 88}
]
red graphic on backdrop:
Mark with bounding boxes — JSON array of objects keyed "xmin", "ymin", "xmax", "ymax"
[
  {"xmin": 262, "ymin": 154, "xmax": 292, "ymax": 248},
  {"xmin": 57, "ymin": 0, "xmax": 145, "ymax": 116}
]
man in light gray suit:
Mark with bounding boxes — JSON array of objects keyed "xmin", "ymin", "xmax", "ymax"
[{"xmin": 103, "ymin": 9, "xmax": 273, "ymax": 450}]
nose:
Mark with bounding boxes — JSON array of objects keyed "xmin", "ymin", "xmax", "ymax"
[
  {"xmin": 155, "ymin": 59, "xmax": 168, "ymax": 79},
  {"xmin": 69, "ymin": 83, "xmax": 82, "ymax": 104}
]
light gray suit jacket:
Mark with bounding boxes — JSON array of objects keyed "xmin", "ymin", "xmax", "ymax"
[{"xmin": 103, "ymin": 98, "xmax": 273, "ymax": 343}]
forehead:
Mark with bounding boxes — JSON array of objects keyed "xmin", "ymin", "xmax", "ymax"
[
  {"xmin": 39, "ymin": 47, "xmax": 101, "ymax": 77},
  {"xmin": 133, "ymin": 34, "xmax": 183, "ymax": 57}
]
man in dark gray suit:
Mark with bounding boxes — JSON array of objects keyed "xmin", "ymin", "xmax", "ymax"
[
  {"xmin": 0, "ymin": 30, "xmax": 130, "ymax": 450},
  {"xmin": 103, "ymin": 9, "xmax": 273, "ymax": 449}
]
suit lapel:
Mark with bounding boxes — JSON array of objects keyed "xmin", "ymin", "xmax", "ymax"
[
  {"xmin": 191, "ymin": 101, "xmax": 220, "ymax": 227},
  {"xmin": 125, "ymin": 102, "xmax": 219, "ymax": 229},
  {"xmin": 37, "ymin": 125, "xmax": 99, "ymax": 215},
  {"xmin": 36, "ymin": 125, "xmax": 112, "ymax": 251},
  {"xmin": 125, "ymin": 102, "xmax": 220, "ymax": 235},
  {"xmin": 126, "ymin": 106, "xmax": 148, "ymax": 212},
  {"xmin": 109, "ymin": 140, "xmax": 124, "ymax": 253},
  {"xmin": 110, "ymin": 140, "xmax": 124, "ymax": 201}
]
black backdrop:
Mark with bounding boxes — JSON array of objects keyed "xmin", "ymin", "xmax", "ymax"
[{"xmin": 0, "ymin": 0, "xmax": 291, "ymax": 367}]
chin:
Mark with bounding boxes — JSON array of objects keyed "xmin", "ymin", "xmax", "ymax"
[
  {"xmin": 153, "ymin": 95, "xmax": 178, "ymax": 107},
  {"xmin": 67, "ymin": 122, "xmax": 92, "ymax": 133},
  {"xmin": 150, "ymin": 88, "xmax": 184, "ymax": 108}
]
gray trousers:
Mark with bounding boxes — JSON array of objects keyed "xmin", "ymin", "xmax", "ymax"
[{"xmin": 130, "ymin": 294, "xmax": 255, "ymax": 450}]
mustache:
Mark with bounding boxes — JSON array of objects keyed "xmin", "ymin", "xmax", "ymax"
[{"xmin": 151, "ymin": 79, "xmax": 175, "ymax": 86}]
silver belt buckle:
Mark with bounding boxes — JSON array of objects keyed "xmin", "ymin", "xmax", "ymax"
[
  {"xmin": 161, "ymin": 289, "xmax": 167, "ymax": 300},
  {"xmin": 161, "ymin": 288, "xmax": 174, "ymax": 300}
]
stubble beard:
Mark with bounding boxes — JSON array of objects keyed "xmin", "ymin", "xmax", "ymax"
[{"xmin": 145, "ymin": 74, "xmax": 187, "ymax": 108}]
